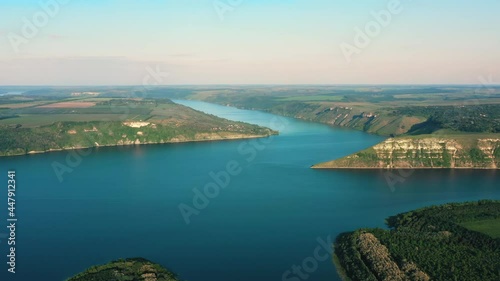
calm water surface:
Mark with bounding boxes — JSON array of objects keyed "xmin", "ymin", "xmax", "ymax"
[{"xmin": 0, "ymin": 100, "xmax": 498, "ymax": 281}]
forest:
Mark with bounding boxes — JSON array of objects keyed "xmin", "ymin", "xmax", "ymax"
[
  {"xmin": 334, "ymin": 200, "xmax": 500, "ymax": 281},
  {"xmin": 66, "ymin": 258, "xmax": 179, "ymax": 281},
  {"xmin": 393, "ymin": 104, "xmax": 500, "ymax": 134}
]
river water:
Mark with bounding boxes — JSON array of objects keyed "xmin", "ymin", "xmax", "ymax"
[{"xmin": 0, "ymin": 100, "xmax": 498, "ymax": 281}]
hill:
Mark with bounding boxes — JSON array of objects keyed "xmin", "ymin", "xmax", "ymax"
[
  {"xmin": 334, "ymin": 201, "xmax": 500, "ymax": 281},
  {"xmin": 313, "ymin": 133, "xmax": 500, "ymax": 169},
  {"xmin": 66, "ymin": 258, "xmax": 179, "ymax": 281},
  {"xmin": 0, "ymin": 97, "xmax": 276, "ymax": 156}
]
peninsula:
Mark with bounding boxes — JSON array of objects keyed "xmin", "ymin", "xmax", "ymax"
[
  {"xmin": 0, "ymin": 94, "xmax": 276, "ymax": 156},
  {"xmin": 167, "ymin": 85, "xmax": 500, "ymax": 169},
  {"xmin": 313, "ymin": 134, "xmax": 500, "ymax": 169},
  {"xmin": 334, "ymin": 200, "xmax": 500, "ymax": 281}
]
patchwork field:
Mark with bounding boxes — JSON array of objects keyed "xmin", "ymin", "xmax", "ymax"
[
  {"xmin": 37, "ymin": 101, "xmax": 97, "ymax": 108},
  {"xmin": 0, "ymin": 114, "xmax": 127, "ymax": 127}
]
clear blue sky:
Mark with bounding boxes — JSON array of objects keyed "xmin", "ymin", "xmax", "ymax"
[{"xmin": 1, "ymin": 0, "xmax": 499, "ymax": 85}]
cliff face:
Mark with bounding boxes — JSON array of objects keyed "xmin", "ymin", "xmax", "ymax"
[
  {"xmin": 313, "ymin": 137, "xmax": 500, "ymax": 169},
  {"xmin": 334, "ymin": 201, "xmax": 500, "ymax": 281},
  {"xmin": 266, "ymin": 104, "xmax": 424, "ymax": 137}
]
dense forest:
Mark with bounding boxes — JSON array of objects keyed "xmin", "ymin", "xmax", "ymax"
[
  {"xmin": 393, "ymin": 104, "xmax": 500, "ymax": 134},
  {"xmin": 334, "ymin": 201, "xmax": 500, "ymax": 281},
  {"xmin": 67, "ymin": 258, "xmax": 179, "ymax": 281}
]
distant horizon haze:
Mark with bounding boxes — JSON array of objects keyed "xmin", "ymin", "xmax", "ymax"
[{"xmin": 1, "ymin": 0, "xmax": 499, "ymax": 85}]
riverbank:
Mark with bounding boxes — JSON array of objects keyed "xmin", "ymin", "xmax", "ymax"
[
  {"xmin": 0, "ymin": 131, "xmax": 277, "ymax": 157},
  {"xmin": 312, "ymin": 135, "xmax": 500, "ymax": 169},
  {"xmin": 334, "ymin": 201, "xmax": 500, "ymax": 281},
  {"xmin": 0, "ymin": 97, "xmax": 278, "ymax": 157},
  {"xmin": 3, "ymin": 97, "xmax": 499, "ymax": 281},
  {"xmin": 174, "ymin": 100, "xmax": 500, "ymax": 170}
]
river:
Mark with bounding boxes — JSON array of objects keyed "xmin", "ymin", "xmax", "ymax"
[{"xmin": 0, "ymin": 100, "xmax": 498, "ymax": 281}]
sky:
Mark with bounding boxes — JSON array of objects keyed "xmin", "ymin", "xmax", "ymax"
[{"xmin": 0, "ymin": 0, "xmax": 499, "ymax": 85}]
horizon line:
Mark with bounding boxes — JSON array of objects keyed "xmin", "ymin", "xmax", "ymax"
[{"xmin": 1, "ymin": 84, "xmax": 500, "ymax": 87}]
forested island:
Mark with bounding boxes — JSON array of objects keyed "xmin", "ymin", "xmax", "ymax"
[
  {"xmin": 334, "ymin": 200, "xmax": 500, "ymax": 281},
  {"xmin": 66, "ymin": 258, "xmax": 179, "ymax": 281},
  {"xmin": 67, "ymin": 201, "xmax": 500, "ymax": 281}
]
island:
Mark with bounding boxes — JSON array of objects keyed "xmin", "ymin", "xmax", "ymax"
[
  {"xmin": 333, "ymin": 200, "xmax": 500, "ymax": 281},
  {"xmin": 66, "ymin": 258, "xmax": 179, "ymax": 281}
]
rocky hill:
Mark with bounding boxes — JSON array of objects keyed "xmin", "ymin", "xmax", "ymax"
[
  {"xmin": 313, "ymin": 135, "xmax": 500, "ymax": 169},
  {"xmin": 334, "ymin": 201, "xmax": 500, "ymax": 281},
  {"xmin": 67, "ymin": 258, "xmax": 179, "ymax": 281}
]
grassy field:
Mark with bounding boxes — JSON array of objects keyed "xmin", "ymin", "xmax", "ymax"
[
  {"xmin": 460, "ymin": 218, "xmax": 500, "ymax": 238},
  {"xmin": 279, "ymin": 95, "xmax": 344, "ymax": 101},
  {"xmin": 0, "ymin": 114, "xmax": 129, "ymax": 127},
  {"xmin": 2, "ymin": 85, "xmax": 499, "ymax": 138},
  {"xmin": 183, "ymin": 85, "xmax": 500, "ymax": 137},
  {"xmin": 0, "ymin": 101, "xmax": 50, "ymax": 109},
  {"xmin": 0, "ymin": 96, "xmax": 157, "ymax": 127}
]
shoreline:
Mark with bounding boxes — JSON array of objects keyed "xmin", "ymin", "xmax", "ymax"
[
  {"xmin": 200, "ymin": 101, "xmax": 500, "ymax": 171},
  {"xmin": 199, "ymin": 101, "xmax": 390, "ymax": 137},
  {"xmin": 311, "ymin": 166, "xmax": 500, "ymax": 170},
  {"xmin": 0, "ymin": 133, "xmax": 275, "ymax": 158}
]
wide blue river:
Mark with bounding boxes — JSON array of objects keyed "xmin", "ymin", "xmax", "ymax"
[{"xmin": 0, "ymin": 100, "xmax": 499, "ymax": 281}]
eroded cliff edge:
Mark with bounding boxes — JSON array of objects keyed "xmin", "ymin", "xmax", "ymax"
[{"xmin": 313, "ymin": 136, "xmax": 500, "ymax": 169}]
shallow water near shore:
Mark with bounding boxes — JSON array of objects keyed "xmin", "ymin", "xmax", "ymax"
[{"xmin": 0, "ymin": 101, "xmax": 499, "ymax": 281}]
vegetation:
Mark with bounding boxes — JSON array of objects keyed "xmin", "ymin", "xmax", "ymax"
[
  {"xmin": 0, "ymin": 95, "xmax": 276, "ymax": 156},
  {"xmin": 3, "ymin": 85, "xmax": 499, "ymax": 137},
  {"xmin": 460, "ymin": 218, "xmax": 500, "ymax": 239},
  {"xmin": 395, "ymin": 104, "xmax": 500, "ymax": 134},
  {"xmin": 313, "ymin": 135, "xmax": 500, "ymax": 169},
  {"xmin": 2, "ymin": 85, "xmax": 498, "ymax": 168},
  {"xmin": 334, "ymin": 201, "xmax": 500, "ymax": 281},
  {"xmin": 67, "ymin": 258, "xmax": 179, "ymax": 281},
  {"xmin": 178, "ymin": 85, "xmax": 500, "ymax": 137}
]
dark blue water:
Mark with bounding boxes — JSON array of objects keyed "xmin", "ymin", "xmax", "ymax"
[{"xmin": 0, "ymin": 101, "xmax": 499, "ymax": 281}]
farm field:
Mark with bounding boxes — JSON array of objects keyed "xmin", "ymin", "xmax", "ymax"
[{"xmin": 461, "ymin": 218, "xmax": 500, "ymax": 239}]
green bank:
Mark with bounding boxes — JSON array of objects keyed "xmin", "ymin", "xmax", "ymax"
[
  {"xmin": 334, "ymin": 200, "xmax": 500, "ymax": 281},
  {"xmin": 0, "ymin": 97, "xmax": 276, "ymax": 156}
]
